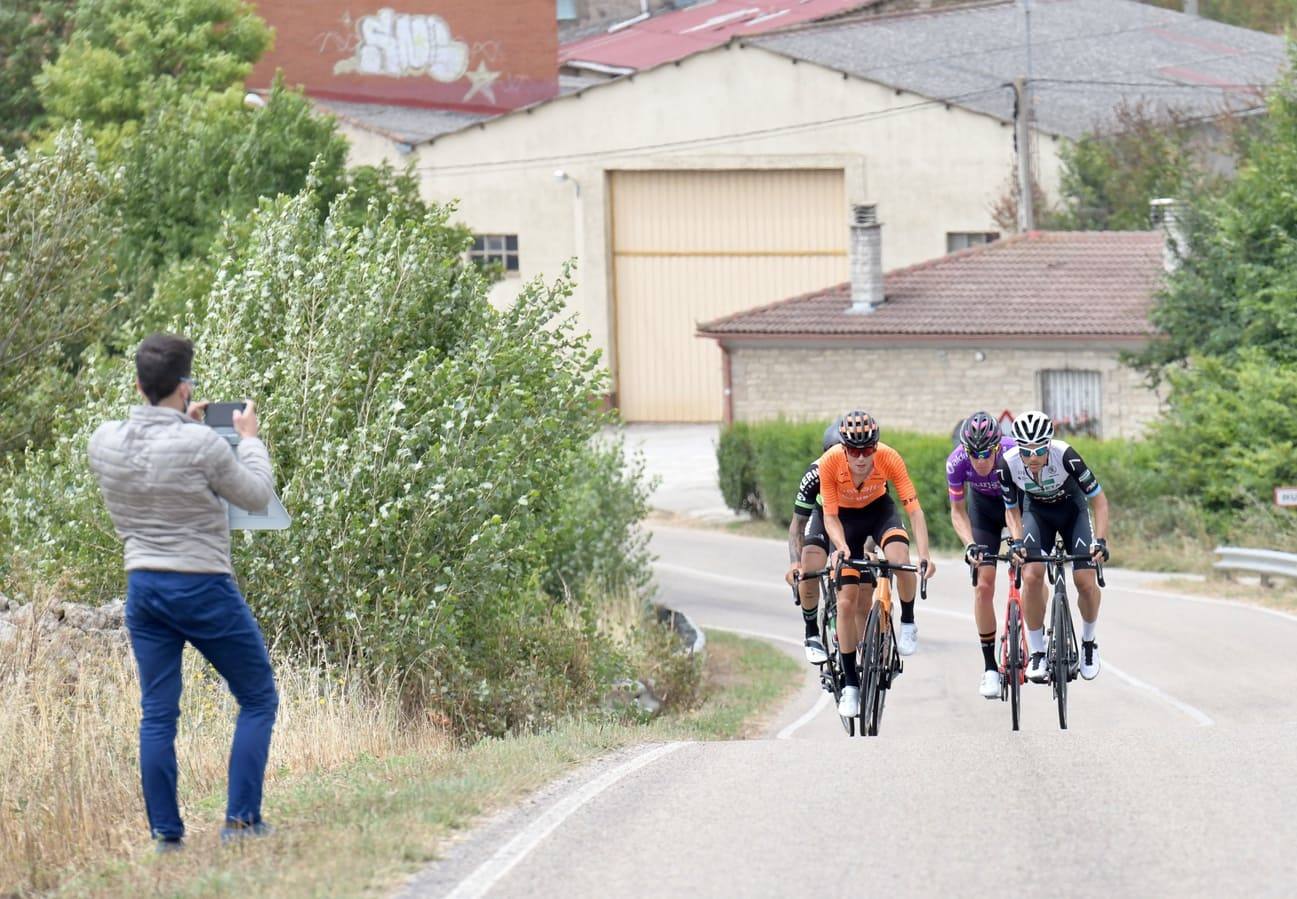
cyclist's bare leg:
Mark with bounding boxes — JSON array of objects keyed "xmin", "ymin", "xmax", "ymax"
[
  {"xmin": 835, "ymin": 581, "xmax": 873, "ymax": 653},
  {"xmin": 884, "ymin": 540, "xmax": 916, "ymax": 602},
  {"xmin": 798, "ymin": 545, "xmax": 827, "ymax": 611},
  {"xmin": 1073, "ymin": 567, "xmax": 1101, "ymax": 624},
  {"xmin": 973, "ymin": 568, "xmax": 996, "ymax": 634},
  {"xmin": 1021, "ymin": 562, "xmax": 1048, "ymax": 630}
]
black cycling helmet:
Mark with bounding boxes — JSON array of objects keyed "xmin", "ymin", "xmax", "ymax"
[
  {"xmin": 822, "ymin": 417, "xmax": 843, "ymax": 452},
  {"xmin": 959, "ymin": 411, "xmax": 1000, "ymax": 456},
  {"xmin": 837, "ymin": 410, "xmax": 880, "ymax": 449}
]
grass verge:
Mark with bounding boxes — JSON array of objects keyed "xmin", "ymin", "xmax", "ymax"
[
  {"xmin": 1147, "ymin": 574, "xmax": 1297, "ymax": 613},
  {"xmin": 21, "ymin": 631, "xmax": 796, "ymax": 898}
]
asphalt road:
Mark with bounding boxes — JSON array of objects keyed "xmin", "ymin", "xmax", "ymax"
[{"xmin": 403, "ymin": 525, "xmax": 1297, "ymax": 898}]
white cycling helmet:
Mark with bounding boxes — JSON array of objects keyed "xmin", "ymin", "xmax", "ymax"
[{"xmin": 1012, "ymin": 410, "xmax": 1054, "ymax": 445}]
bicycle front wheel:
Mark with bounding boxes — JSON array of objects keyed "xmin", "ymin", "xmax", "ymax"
[
  {"xmin": 1051, "ymin": 587, "xmax": 1069, "ymax": 730},
  {"xmin": 861, "ymin": 602, "xmax": 884, "ymax": 737},
  {"xmin": 1008, "ymin": 601, "xmax": 1022, "ymax": 732}
]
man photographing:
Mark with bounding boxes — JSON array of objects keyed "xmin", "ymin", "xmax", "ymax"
[{"xmin": 88, "ymin": 333, "xmax": 279, "ymax": 851}]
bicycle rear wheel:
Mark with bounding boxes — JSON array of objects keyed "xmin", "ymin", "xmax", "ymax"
[
  {"xmin": 861, "ymin": 603, "xmax": 884, "ymax": 737},
  {"xmin": 1050, "ymin": 587, "xmax": 1069, "ymax": 730},
  {"xmin": 1007, "ymin": 601, "xmax": 1022, "ymax": 732}
]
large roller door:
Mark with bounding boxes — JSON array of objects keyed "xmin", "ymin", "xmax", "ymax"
[{"xmin": 610, "ymin": 169, "xmax": 846, "ymax": 421}]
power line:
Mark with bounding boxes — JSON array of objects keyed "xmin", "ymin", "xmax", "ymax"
[{"xmin": 414, "ymin": 86, "xmax": 1007, "ymax": 176}]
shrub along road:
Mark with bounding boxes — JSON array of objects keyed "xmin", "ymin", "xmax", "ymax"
[{"xmin": 415, "ymin": 525, "xmax": 1297, "ymax": 897}]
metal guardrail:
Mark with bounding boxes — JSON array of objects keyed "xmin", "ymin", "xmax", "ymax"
[{"xmin": 1213, "ymin": 546, "xmax": 1297, "ymax": 585}]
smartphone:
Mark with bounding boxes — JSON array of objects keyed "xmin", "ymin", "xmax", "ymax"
[{"xmin": 204, "ymin": 401, "xmax": 247, "ymax": 429}]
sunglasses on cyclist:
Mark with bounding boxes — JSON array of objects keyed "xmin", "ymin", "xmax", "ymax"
[
  {"xmin": 969, "ymin": 445, "xmax": 998, "ymax": 460},
  {"xmin": 1021, "ymin": 443, "xmax": 1051, "ymax": 457},
  {"xmin": 844, "ymin": 445, "xmax": 877, "ymax": 458}
]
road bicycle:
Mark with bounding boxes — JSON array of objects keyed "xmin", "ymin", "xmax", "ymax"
[
  {"xmin": 792, "ymin": 565, "xmax": 854, "ymax": 735},
  {"xmin": 1018, "ymin": 537, "xmax": 1106, "ymax": 730},
  {"xmin": 837, "ymin": 543, "xmax": 928, "ymax": 737},
  {"xmin": 969, "ymin": 548, "xmax": 1027, "ymax": 731}
]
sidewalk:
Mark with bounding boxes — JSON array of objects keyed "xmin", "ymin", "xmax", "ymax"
[{"xmin": 618, "ymin": 424, "xmax": 734, "ymax": 523}]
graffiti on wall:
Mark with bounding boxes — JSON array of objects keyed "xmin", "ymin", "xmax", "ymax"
[{"xmin": 333, "ymin": 9, "xmax": 470, "ymax": 81}]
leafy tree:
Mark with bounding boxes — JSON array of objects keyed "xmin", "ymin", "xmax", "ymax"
[
  {"xmin": 1137, "ymin": 54, "xmax": 1297, "ymax": 371},
  {"xmin": 1141, "ymin": 0, "xmax": 1297, "ymax": 34},
  {"xmin": 0, "ymin": 0, "xmax": 76, "ymax": 150},
  {"xmin": 36, "ymin": 0, "xmax": 271, "ymax": 151},
  {"xmin": 0, "ymin": 128, "xmax": 121, "ymax": 452},
  {"xmin": 1046, "ymin": 103, "xmax": 1206, "ymax": 231}
]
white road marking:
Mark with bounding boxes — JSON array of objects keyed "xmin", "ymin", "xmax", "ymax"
[
  {"xmin": 444, "ymin": 742, "xmax": 689, "ymax": 899},
  {"xmin": 1121, "ymin": 585, "xmax": 1297, "ymax": 625},
  {"xmin": 694, "ymin": 623, "xmax": 832, "ymax": 739},
  {"xmin": 777, "ymin": 692, "xmax": 834, "ymax": 740},
  {"xmin": 1102, "ymin": 661, "xmax": 1215, "ymax": 727},
  {"xmin": 663, "ymin": 562, "xmax": 1215, "ymax": 730}
]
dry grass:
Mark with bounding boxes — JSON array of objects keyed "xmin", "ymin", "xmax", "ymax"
[
  {"xmin": 0, "ymin": 580, "xmax": 444, "ymax": 897},
  {"xmin": 1148, "ymin": 573, "xmax": 1297, "ymax": 613}
]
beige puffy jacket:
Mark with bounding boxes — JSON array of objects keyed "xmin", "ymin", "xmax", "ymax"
[{"xmin": 88, "ymin": 405, "xmax": 275, "ymax": 575}]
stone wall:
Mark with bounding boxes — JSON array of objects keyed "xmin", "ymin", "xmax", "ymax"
[{"xmin": 726, "ymin": 342, "xmax": 1164, "ymax": 439}]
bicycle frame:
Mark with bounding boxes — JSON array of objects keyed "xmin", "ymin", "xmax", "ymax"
[{"xmin": 971, "ymin": 550, "xmax": 1027, "ymax": 731}]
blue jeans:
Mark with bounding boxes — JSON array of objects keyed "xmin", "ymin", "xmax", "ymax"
[{"xmin": 125, "ymin": 570, "xmax": 278, "ymax": 839}]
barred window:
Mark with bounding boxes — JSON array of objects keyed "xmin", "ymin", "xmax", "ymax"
[
  {"xmin": 1040, "ymin": 369, "xmax": 1102, "ymax": 438},
  {"xmin": 469, "ymin": 234, "xmax": 519, "ymax": 273}
]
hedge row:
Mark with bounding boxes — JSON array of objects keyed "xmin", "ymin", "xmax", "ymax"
[{"xmin": 716, "ymin": 420, "xmax": 1197, "ymax": 560}]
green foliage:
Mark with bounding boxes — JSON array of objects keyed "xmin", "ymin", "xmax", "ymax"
[
  {"xmin": 1147, "ymin": 351, "xmax": 1297, "ymax": 514},
  {"xmin": 716, "ymin": 422, "xmax": 762, "ymax": 517},
  {"xmin": 0, "ymin": 128, "xmax": 121, "ymax": 453},
  {"xmin": 1139, "ymin": 51, "xmax": 1297, "ymax": 372},
  {"xmin": 36, "ymin": 0, "xmax": 271, "ymax": 151},
  {"xmin": 1141, "ymin": 0, "xmax": 1297, "ymax": 33},
  {"xmin": 112, "ymin": 80, "xmax": 348, "ymax": 321},
  {"xmin": 1046, "ymin": 103, "xmax": 1205, "ymax": 232},
  {"xmin": 0, "ymin": 0, "xmax": 76, "ymax": 150},
  {"xmin": 0, "ymin": 179, "xmax": 655, "ymax": 737},
  {"xmin": 716, "ymin": 420, "xmax": 961, "ymax": 550}
]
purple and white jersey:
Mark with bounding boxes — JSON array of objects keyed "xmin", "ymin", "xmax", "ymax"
[{"xmin": 946, "ymin": 436, "xmax": 1016, "ymax": 501}]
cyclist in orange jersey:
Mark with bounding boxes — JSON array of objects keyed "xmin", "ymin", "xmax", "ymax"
[{"xmin": 807, "ymin": 411, "xmax": 937, "ymax": 717}]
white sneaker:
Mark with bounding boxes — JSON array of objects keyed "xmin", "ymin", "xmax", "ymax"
[
  {"xmin": 838, "ymin": 685, "xmax": 861, "ymax": 717},
  {"xmin": 1080, "ymin": 641, "xmax": 1100, "ymax": 680},
  {"xmin": 979, "ymin": 669, "xmax": 1002, "ymax": 699},
  {"xmin": 897, "ymin": 623, "xmax": 918, "ymax": 656},
  {"xmin": 804, "ymin": 635, "xmax": 828, "ymax": 665},
  {"xmin": 1027, "ymin": 652, "xmax": 1049, "ymax": 684}
]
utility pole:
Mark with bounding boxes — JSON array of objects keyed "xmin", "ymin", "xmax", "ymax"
[{"xmin": 1013, "ymin": 77, "xmax": 1036, "ymax": 232}]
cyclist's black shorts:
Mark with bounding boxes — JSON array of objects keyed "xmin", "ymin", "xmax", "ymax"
[
  {"xmin": 968, "ymin": 489, "xmax": 1008, "ymax": 568},
  {"xmin": 805, "ymin": 495, "xmax": 909, "ymax": 583},
  {"xmin": 1021, "ymin": 493, "xmax": 1096, "ymax": 571}
]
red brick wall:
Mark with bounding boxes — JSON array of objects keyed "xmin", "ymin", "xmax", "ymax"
[{"xmin": 248, "ymin": 1, "xmax": 558, "ymax": 113}]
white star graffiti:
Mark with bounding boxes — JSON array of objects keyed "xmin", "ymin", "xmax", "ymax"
[{"xmin": 462, "ymin": 60, "xmax": 500, "ymax": 104}]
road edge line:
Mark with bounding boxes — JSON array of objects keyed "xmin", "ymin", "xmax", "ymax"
[{"xmin": 444, "ymin": 741, "xmax": 689, "ymax": 899}]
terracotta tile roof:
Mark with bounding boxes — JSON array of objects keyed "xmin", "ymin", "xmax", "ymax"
[{"xmin": 698, "ymin": 230, "xmax": 1165, "ymax": 340}]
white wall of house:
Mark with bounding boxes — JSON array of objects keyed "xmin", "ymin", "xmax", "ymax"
[
  {"xmin": 338, "ymin": 44, "xmax": 1067, "ymax": 415},
  {"xmin": 723, "ymin": 341, "xmax": 1162, "ymax": 439}
]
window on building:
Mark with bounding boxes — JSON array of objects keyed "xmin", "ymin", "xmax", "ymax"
[
  {"xmin": 469, "ymin": 234, "xmax": 519, "ymax": 273},
  {"xmin": 946, "ymin": 231, "xmax": 1000, "ymax": 253},
  {"xmin": 557, "ymin": 0, "xmax": 577, "ymax": 21},
  {"xmin": 1039, "ymin": 369, "xmax": 1102, "ymax": 438}
]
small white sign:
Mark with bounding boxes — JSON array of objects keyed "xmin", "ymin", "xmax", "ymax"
[{"xmin": 1274, "ymin": 486, "xmax": 1297, "ymax": 508}]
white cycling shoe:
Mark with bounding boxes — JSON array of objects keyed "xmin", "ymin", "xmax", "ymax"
[
  {"xmin": 897, "ymin": 623, "xmax": 918, "ymax": 656},
  {"xmin": 1080, "ymin": 640, "xmax": 1101, "ymax": 680},
  {"xmin": 838, "ymin": 685, "xmax": 861, "ymax": 717},
  {"xmin": 803, "ymin": 635, "xmax": 828, "ymax": 665},
  {"xmin": 1027, "ymin": 652, "xmax": 1049, "ymax": 684},
  {"xmin": 979, "ymin": 669, "xmax": 1002, "ymax": 699}
]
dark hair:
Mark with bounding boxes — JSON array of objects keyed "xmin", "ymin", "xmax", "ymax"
[{"xmin": 135, "ymin": 333, "xmax": 194, "ymax": 405}]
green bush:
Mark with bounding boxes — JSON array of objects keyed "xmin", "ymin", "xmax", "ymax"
[
  {"xmin": 716, "ymin": 422, "xmax": 761, "ymax": 517},
  {"xmin": 717, "ymin": 420, "xmax": 961, "ymax": 550},
  {"xmin": 0, "ymin": 178, "xmax": 655, "ymax": 738}
]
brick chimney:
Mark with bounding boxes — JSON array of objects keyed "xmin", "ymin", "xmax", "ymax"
[{"xmin": 848, "ymin": 204, "xmax": 883, "ymax": 314}]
